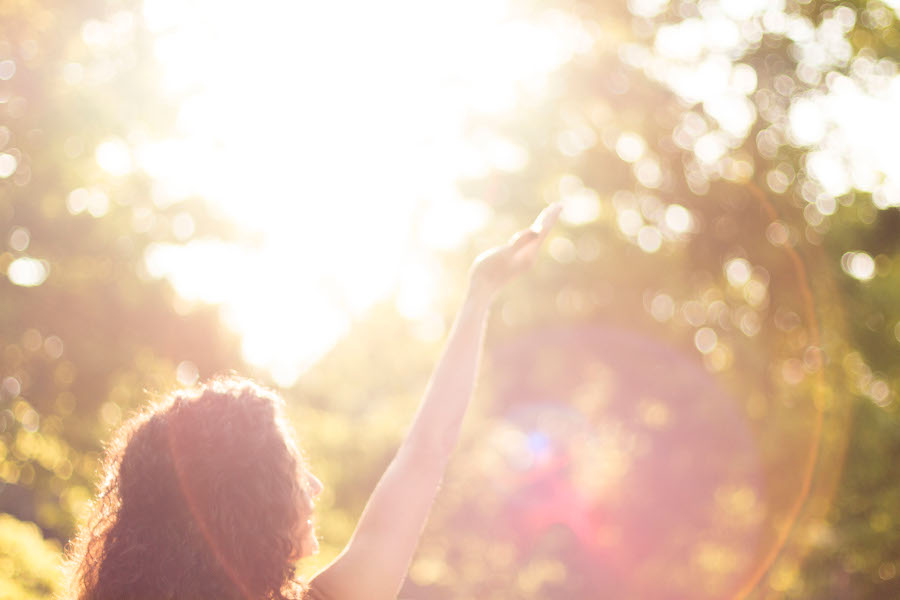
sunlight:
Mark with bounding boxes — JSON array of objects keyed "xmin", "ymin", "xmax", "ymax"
[{"xmin": 136, "ymin": 0, "xmax": 591, "ymax": 385}]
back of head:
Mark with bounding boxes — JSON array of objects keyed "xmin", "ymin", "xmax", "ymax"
[{"xmin": 64, "ymin": 376, "xmax": 313, "ymax": 600}]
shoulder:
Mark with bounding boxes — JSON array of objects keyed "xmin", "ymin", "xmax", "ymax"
[{"xmin": 304, "ymin": 579, "xmax": 334, "ymax": 600}]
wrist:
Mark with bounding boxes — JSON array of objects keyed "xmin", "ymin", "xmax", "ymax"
[{"xmin": 462, "ymin": 280, "xmax": 496, "ymax": 315}]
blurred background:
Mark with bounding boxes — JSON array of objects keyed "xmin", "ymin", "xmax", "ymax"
[{"xmin": 1, "ymin": 0, "xmax": 899, "ymax": 598}]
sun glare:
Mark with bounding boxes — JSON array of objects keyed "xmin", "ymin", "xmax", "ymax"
[
  {"xmin": 136, "ymin": 0, "xmax": 591, "ymax": 384},
  {"xmin": 132, "ymin": 0, "xmax": 900, "ymax": 388}
]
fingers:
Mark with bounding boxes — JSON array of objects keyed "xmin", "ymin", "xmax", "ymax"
[
  {"xmin": 508, "ymin": 229, "xmax": 540, "ymax": 253},
  {"xmin": 505, "ymin": 203, "xmax": 563, "ymax": 260},
  {"xmin": 530, "ymin": 203, "xmax": 562, "ymax": 244},
  {"xmin": 470, "ymin": 204, "xmax": 563, "ymax": 290}
]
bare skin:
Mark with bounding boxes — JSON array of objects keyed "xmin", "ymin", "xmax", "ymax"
[{"xmin": 307, "ymin": 203, "xmax": 562, "ymax": 600}]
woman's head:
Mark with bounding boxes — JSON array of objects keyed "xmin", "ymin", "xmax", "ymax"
[{"xmin": 65, "ymin": 376, "xmax": 320, "ymax": 600}]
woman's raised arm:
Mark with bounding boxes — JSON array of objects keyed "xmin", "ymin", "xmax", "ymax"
[{"xmin": 309, "ymin": 204, "xmax": 561, "ymax": 600}]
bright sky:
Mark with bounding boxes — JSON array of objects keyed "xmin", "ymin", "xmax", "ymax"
[{"xmin": 131, "ymin": 0, "xmax": 591, "ymax": 385}]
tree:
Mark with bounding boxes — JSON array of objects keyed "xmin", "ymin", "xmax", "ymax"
[
  {"xmin": 3, "ymin": 0, "xmax": 899, "ymax": 598},
  {"xmin": 0, "ymin": 0, "xmax": 243, "ymax": 575},
  {"xmin": 295, "ymin": 0, "xmax": 899, "ymax": 598}
]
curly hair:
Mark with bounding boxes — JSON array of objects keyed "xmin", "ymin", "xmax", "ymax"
[{"xmin": 63, "ymin": 376, "xmax": 316, "ymax": 600}]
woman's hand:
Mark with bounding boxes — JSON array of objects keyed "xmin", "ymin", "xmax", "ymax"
[{"xmin": 468, "ymin": 203, "xmax": 562, "ymax": 302}]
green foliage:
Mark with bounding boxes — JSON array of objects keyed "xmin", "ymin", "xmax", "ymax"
[
  {"xmin": 292, "ymin": 0, "xmax": 900, "ymax": 597},
  {"xmin": 1, "ymin": 0, "xmax": 899, "ymax": 598},
  {"xmin": 0, "ymin": 513, "xmax": 63, "ymax": 600},
  {"xmin": 0, "ymin": 0, "xmax": 242, "ymax": 553}
]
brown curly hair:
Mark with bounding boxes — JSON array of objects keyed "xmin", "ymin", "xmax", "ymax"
[{"xmin": 63, "ymin": 376, "xmax": 316, "ymax": 600}]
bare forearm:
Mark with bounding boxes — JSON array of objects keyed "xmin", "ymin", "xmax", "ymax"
[
  {"xmin": 351, "ymin": 284, "xmax": 493, "ymax": 539},
  {"xmin": 310, "ymin": 286, "xmax": 495, "ymax": 600},
  {"xmin": 402, "ymin": 285, "xmax": 493, "ymax": 463}
]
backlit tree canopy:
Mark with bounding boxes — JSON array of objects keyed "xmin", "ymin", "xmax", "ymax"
[{"xmin": 1, "ymin": 0, "xmax": 899, "ymax": 598}]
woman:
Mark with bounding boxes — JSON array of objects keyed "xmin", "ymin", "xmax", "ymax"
[{"xmin": 64, "ymin": 204, "xmax": 562, "ymax": 600}]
